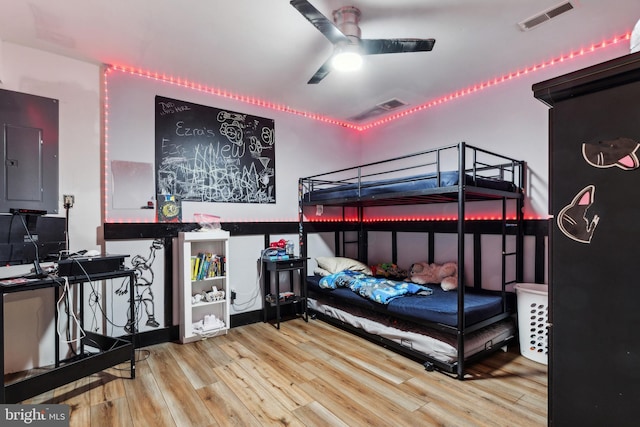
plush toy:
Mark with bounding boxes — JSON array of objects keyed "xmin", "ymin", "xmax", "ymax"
[
  {"xmin": 371, "ymin": 263, "xmax": 407, "ymax": 280},
  {"xmin": 406, "ymin": 261, "xmax": 458, "ymax": 291}
]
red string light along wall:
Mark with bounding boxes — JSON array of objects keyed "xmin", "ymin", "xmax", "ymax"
[{"xmin": 103, "ymin": 31, "xmax": 630, "ymax": 223}]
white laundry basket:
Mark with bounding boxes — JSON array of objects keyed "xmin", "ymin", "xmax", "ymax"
[{"xmin": 514, "ymin": 283, "xmax": 549, "ymax": 365}]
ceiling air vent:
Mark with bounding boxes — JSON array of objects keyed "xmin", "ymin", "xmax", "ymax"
[
  {"xmin": 518, "ymin": 1, "xmax": 575, "ymax": 31},
  {"xmin": 377, "ymin": 98, "xmax": 407, "ymax": 110},
  {"xmin": 349, "ymin": 98, "xmax": 407, "ymax": 122}
]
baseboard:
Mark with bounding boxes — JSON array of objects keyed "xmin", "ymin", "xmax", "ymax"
[
  {"xmin": 128, "ymin": 326, "xmax": 178, "ymax": 348},
  {"xmin": 125, "ymin": 312, "xmax": 286, "ymax": 348},
  {"xmin": 230, "ymin": 310, "xmax": 262, "ymax": 328}
]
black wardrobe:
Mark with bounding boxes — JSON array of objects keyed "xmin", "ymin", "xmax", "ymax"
[{"xmin": 534, "ymin": 51, "xmax": 640, "ymax": 426}]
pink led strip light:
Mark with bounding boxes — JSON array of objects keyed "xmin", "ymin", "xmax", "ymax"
[
  {"xmin": 361, "ymin": 32, "xmax": 632, "ymax": 130},
  {"xmin": 106, "ymin": 32, "xmax": 630, "ymax": 131},
  {"xmin": 103, "ymin": 32, "xmax": 629, "ymax": 222}
]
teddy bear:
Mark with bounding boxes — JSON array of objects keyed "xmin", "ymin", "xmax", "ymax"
[{"xmin": 406, "ymin": 261, "xmax": 458, "ymax": 291}]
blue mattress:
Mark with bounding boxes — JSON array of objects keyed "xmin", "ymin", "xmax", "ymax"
[
  {"xmin": 307, "ymin": 274, "xmax": 507, "ymax": 327},
  {"xmin": 303, "ymin": 171, "xmax": 517, "ymax": 203}
]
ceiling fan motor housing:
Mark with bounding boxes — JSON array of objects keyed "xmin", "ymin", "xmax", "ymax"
[{"xmin": 333, "ymin": 6, "xmax": 361, "ymax": 43}]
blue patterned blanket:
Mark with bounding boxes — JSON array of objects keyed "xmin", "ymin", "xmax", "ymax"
[{"xmin": 319, "ymin": 270, "xmax": 432, "ymax": 304}]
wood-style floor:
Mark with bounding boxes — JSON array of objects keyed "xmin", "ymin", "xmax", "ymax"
[{"xmin": 17, "ymin": 318, "xmax": 547, "ymax": 426}]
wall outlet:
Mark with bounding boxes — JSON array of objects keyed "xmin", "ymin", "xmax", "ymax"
[{"xmin": 63, "ymin": 194, "xmax": 74, "ymax": 208}]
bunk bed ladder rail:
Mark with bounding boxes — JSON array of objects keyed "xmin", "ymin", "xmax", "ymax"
[
  {"xmin": 298, "ymin": 178, "xmax": 306, "ymax": 260},
  {"xmin": 501, "ymin": 158, "xmax": 525, "ymax": 312},
  {"xmin": 501, "ymin": 196, "xmax": 524, "ymax": 311},
  {"xmin": 455, "ymin": 143, "xmax": 524, "ymax": 379},
  {"xmin": 336, "ymin": 206, "xmax": 364, "ymax": 261},
  {"xmin": 456, "ymin": 142, "xmax": 467, "ymax": 379},
  {"xmin": 352, "ymin": 163, "xmax": 365, "ymax": 261}
]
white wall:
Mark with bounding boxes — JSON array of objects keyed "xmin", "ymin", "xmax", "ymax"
[
  {"xmin": 0, "ymin": 41, "xmax": 101, "ymax": 373},
  {"xmin": 355, "ymin": 45, "xmax": 629, "ymax": 287},
  {"xmin": 104, "ymin": 70, "xmax": 365, "ymax": 321},
  {"xmin": 1, "ymin": 42, "xmax": 102, "ymax": 251},
  {"xmin": 0, "ymin": 38, "xmax": 631, "ymax": 373},
  {"xmin": 105, "ymin": 69, "xmax": 364, "ymax": 223},
  {"xmin": 360, "ymin": 45, "xmax": 630, "ymax": 219}
]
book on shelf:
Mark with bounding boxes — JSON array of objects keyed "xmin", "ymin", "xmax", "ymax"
[{"xmin": 191, "ymin": 252, "xmax": 225, "ymax": 281}]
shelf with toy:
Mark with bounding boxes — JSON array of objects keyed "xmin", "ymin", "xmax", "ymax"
[{"xmin": 178, "ymin": 230, "xmax": 231, "ymax": 343}]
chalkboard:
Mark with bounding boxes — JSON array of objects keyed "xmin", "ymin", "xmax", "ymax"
[{"xmin": 155, "ymin": 96, "xmax": 275, "ymax": 204}]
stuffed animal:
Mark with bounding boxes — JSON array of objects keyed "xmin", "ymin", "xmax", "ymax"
[
  {"xmin": 371, "ymin": 262, "xmax": 407, "ymax": 280},
  {"xmin": 406, "ymin": 261, "xmax": 458, "ymax": 291}
]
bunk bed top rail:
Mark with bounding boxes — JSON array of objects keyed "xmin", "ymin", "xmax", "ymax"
[{"xmin": 299, "ymin": 142, "xmax": 525, "ymax": 207}]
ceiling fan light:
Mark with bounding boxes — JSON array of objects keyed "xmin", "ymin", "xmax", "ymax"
[{"xmin": 332, "ymin": 50, "xmax": 363, "ymax": 72}]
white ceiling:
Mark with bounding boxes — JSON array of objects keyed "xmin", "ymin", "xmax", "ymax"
[{"xmin": 0, "ymin": 0, "xmax": 638, "ymax": 124}]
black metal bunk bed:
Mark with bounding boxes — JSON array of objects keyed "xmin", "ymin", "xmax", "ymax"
[{"xmin": 298, "ymin": 142, "xmax": 525, "ymax": 379}]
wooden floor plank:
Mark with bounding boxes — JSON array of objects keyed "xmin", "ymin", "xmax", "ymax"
[
  {"xmin": 291, "ymin": 401, "xmax": 351, "ymax": 427},
  {"xmin": 51, "ymin": 375, "xmax": 93, "ymax": 427},
  {"xmin": 297, "ymin": 374, "xmax": 393, "ymax": 426},
  {"xmin": 89, "ymin": 396, "xmax": 133, "ymax": 427},
  {"xmin": 227, "ymin": 325, "xmax": 318, "ymax": 383},
  {"xmin": 69, "ymin": 407, "xmax": 91, "ymax": 427},
  {"xmin": 323, "ymin": 356, "xmax": 425, "ymax": 411},
  {"xmin": 10, "ymin": 318, "xmax": 547, "ymax": 426},
  {"xmin": 404, "ymin": 374, "xmax": 546, "ymax": 427},
  {"xmin": 299, "ymin": 357, "xmax": 427, "ymax": 427},
  {"xmin": 242, "ymin": 322, "xmax": 317, "ymax": 364},
  {"xmin": 419, "ymin": 399, "xmax": 491, "ymax": 427},
  {"xmin": 197, "ymin": 379, "xmax": 263, "ymax": 427},
  {"xmin": 87, "ymin": 372, "xmax": 127, "ymax": 405},
  {"xmin": 166, "ymin": 339, "xmax": 223, "ymax": 389},
  {"xmin": 234, "ymin": 355, "xmax": 314, "ymax": 410},
  {"xmin": 146, "ymin": 343, "xmax": 215, "ymax": 427},
  {"xmin": 217, "ymin": 337, "xmax": 314, "ymax": 411},
  {"xmin": 300, "ymin": 319, "xmax": 423, "ymax": 385},
  {"xmin": 463, "ymin": 360, "xmax": 548, "ymax": 407},
  {"xmin": 213, "ymin": 362, "xmax": 305, "ymax": 427},
  {"xmin": 190, "ymin": 336, "xmax": 236, "ymax": 366},
  {"xmin": 122, "ymin": 369, "xmax": 177, "ymax": 427},
  {"xmin": 295, "ymin": 340, "xmax": 335, "ymax": 363}
]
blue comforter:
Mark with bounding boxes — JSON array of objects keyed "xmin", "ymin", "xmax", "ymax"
[{"xmin": 319, "ymin": 270, "xmax": 432, "ymax": 304}]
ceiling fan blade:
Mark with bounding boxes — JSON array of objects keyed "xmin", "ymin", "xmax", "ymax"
[
  {"xmin": 290, "ymin": 0, "xmax": 349, "ymax": 45},
  {"xmin": 360, "ymin": 38, "xmax": 436, "ymax": 55},
  {"xmin": 307, "ymin": 56, "xmax": 333, "ymax": 84}
]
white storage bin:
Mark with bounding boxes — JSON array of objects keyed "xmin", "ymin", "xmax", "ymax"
[{"xmin": 514, "ymin": 283, "xmax": 549, "ymax": 365}]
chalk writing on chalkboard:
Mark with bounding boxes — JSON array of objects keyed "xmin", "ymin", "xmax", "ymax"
[{"xmin": 155, "ymin": 96, "xmax": 275, "ymax": 204}]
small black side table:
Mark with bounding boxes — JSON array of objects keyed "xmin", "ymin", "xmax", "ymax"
[{"xmin": 262, "ymin": 257, "xmax": 308, "ymax": 329}]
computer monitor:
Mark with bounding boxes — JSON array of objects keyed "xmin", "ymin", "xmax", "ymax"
[{"xmin": 0, "ymin": 213, "xmax": 66, "ymax": 265}]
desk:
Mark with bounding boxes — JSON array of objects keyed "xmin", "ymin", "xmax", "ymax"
[
  {"xmin": 262, "ymin": 257, "xmax": 308, "ymax": 329},
  {"xmin": 1, "ymin": 269, "xmax": 136, "ymax": 403}
]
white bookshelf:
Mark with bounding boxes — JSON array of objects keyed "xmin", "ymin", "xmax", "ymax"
[{"xmin": 177, "ymin": 230, "xmax": 230, "ymax": 343}]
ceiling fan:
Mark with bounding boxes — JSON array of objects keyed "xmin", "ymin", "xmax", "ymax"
[{"xmin": 290, "ymin": 0, "xmax": 436, "ymax": 84}]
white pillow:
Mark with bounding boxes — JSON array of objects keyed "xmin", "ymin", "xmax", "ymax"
[
  {"xmin": 314, "ymin": 267, "xmax": 332, "ymax": 277},
  {"xmin": 315, "ymin": 256, "xmax": 372, "ymax": 275}
]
